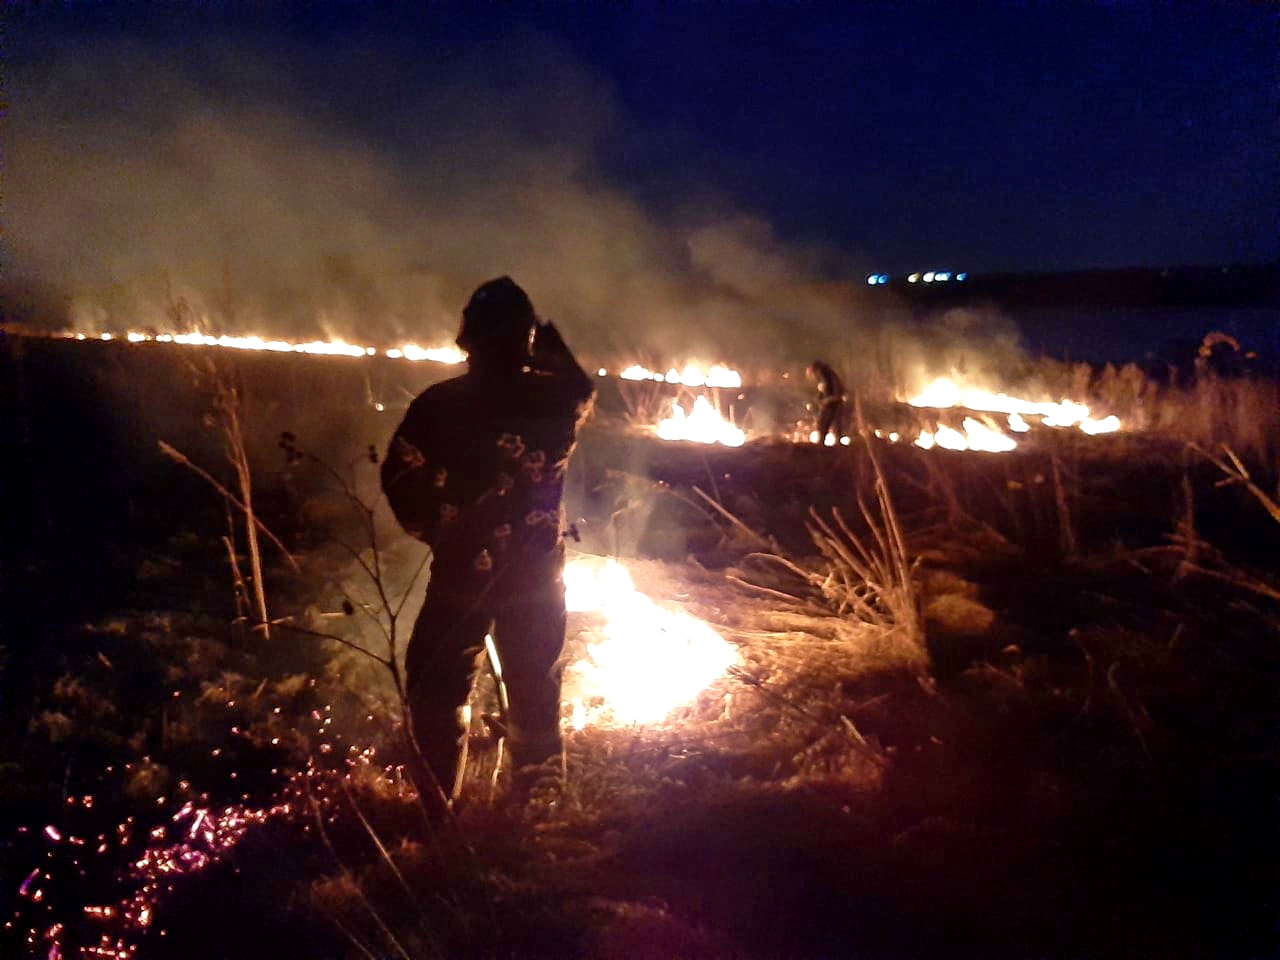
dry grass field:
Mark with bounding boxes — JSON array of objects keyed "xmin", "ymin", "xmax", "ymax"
[{"xmin": 2, "ymin": 337, "xmax": 1277, "ymax": 959}]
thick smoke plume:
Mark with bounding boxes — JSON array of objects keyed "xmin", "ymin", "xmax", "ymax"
[{"xmin": 5, "ymin": 30, "xmax": 1023, "ymax": 385}]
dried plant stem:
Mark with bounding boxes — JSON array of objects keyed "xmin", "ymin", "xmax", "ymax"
[
  {"xmin": 221, "ymin": 533, "xmax": 249, "ymax": 623},
  {"xmin": 158, "ymin": 440, "xmax": 301, "ymax": 573},
  {"xmin": 724, "ymin": 572, "xmax": 828, "ymax": 614},
  {"xmin": 339, "ymin": 780, "xmax": 429, "ymax": 918},
  {"xmin": 1050, "ymin": 449, "xmax": 1077, "ymax": 556},
  {"xmin": 1175, "ymin": 561, "xmax": 1280, "ymax": 604},
  {"xmin": 740, "ymin": 436, "xmax": 924, "ymax": 663},
  {"xmin": 322, "ymin": 913, "xmax": 381, "ymax": 960},
  {"xmin": 1191, "ymin": 443, "xmax": 1280, "ymax": 524},
  {"xmin": 219, "ymin": 384, "xmax": 270, "ymax": 638},
  {"xmin": 693, "ymin": 485, "xmax": 773, "ymax": 549},
  {"xmin": 266, "ymin": 619, "xmax": 391, "ymax": 666}
]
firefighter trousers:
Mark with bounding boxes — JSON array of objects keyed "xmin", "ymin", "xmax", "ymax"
[{"xmin": 404, "ymin": 575, "xmax": 566, "ymax": 809}]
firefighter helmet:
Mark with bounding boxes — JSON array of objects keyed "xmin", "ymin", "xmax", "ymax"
[{"xmin": 456, "ymin": 277, "xmax": 537, "ymax": 353}]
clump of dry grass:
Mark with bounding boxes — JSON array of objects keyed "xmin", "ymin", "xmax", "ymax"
[
  {"xmin": 1149, "ymin": 377, "xmax": 1280, "ymax": 464},
  {"xmin": 735, "ymin": 437, "xmax": 927, "ymax": 669},
  {"xmin": 804, "ymin": 506, "xmax": 921, "ymax": 648}
]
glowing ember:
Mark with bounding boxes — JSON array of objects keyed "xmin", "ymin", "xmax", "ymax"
[
  {"xmin": 657, "ymin": 396, "xmax": 746, "ymax": 447},
  {"xmin": 563, "ymin": 557, "xmax": 739, "ymax": 728},
  {"xmin": 908, "ymin": 376, "xmax": 1120, "ymax": 434},
  {"xmin": 619, "ymin": 362, "xmax": 742, "ymax": 388},
  {"xmin": 18, "ymin": 867, "xmax": 39, "ymax": 896},
  {"xmin": 807, "ymin": 430, "xmax": 850, "ymax": 446}
]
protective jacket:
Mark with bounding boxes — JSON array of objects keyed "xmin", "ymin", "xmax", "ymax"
[
  {"xmin": 382, "ymin": 327, "xmax": 595, "ymax": 596},
  {"xmin": 812, "ymin": 360, "xmax": 845, "ymax": 408}
]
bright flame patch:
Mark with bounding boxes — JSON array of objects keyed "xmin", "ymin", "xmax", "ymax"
[
  {"xmin": 657, "ymin": 397, "xmax": 746, "ymax": 447},
  {"xmin": 619, "ymin": 362, "xmax": 742, "ymax": 388},
  {"xmin": 563, "ymin": 557, "xmax": 739, "ymax": 729},
  {"xmin": 916, "ymin": 417, "xmax": 1018, "ymax": 453}
]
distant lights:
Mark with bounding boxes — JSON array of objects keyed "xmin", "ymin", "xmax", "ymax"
[
  {"xmin": 865, "ymin": 273, "xmax": 891, "ymax": 286},
  {"xmin": 908, "ymin": 269, "xmax": 967, "ymax": 284}
]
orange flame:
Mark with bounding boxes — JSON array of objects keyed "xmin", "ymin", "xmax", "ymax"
[
  {"xmin": 619, "ymin": 362, "xmax": 743, "ymax": 388},
  {"xmin": 657, "ymin": 397, "xmax": 746, "ymax": 447},
  {"xmin": 563, "ymin": 557, "xmax": 739, "ymax": 729}
]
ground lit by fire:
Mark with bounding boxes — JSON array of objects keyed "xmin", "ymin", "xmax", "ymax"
[
  {"xmin": 4, "ymin": 329, "xmax": 1139, "ymax": 956},
  {"xmin": 9, "ymin": 551, "xmax": 740, "ymax": 960}
]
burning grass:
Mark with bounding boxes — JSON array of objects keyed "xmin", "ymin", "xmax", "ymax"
[{"xmin": 5, "ymin": 336, "xmax": 1280, "ymax": 959}]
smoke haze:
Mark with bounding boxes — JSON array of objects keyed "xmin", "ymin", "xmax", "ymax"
[{"xmin": 5, "ymin": 28, "xmax": 1025, "ymax": 382}]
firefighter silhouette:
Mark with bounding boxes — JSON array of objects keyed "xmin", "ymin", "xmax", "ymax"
[
  {"xmin": 381, "ymin": 277, "xmax": 595, "ymax": 812},
  {"xmin": 1195, "ymin": 330, "xmax": 1254, "ymax": 379},
  {"xmin": 806, "ymin": 359, "xmax": 847, "ymax": 443}
]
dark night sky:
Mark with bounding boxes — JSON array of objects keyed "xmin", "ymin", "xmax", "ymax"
[
  {"xmin": 566, "ymin": 1, "xmax": 1276, "ymax": 273},
  {"xmin": 3, "ymin": 1, "xmax": 1276, "ymax": 359}
]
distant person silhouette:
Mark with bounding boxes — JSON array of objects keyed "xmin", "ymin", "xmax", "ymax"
[
  {"xmin": 381, "ymin": 277, "xmax": 595, "ymax": 813},
  {"xmin": 806, "ymin": 360, "xmax": 847, "ymax": 444},
  {"xmin": 1195, "ymin": 330, "xmax": 1252, "ymax": 379}
]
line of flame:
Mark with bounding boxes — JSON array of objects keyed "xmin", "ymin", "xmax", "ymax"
[
  {"xmin": 908, "ymin": 376, "xmax": 1121, "ymax": 435},
  {"xmin": 619, "ymin": 362, "xmax": 743, "ymax": 388},
  {"xmin": 59, "ymin": 331, "xmax": 748, "ymax": 387}
]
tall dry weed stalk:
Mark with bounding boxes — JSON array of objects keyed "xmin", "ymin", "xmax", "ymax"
[
  {"xmin": 763, "ymin": 431, "xmax": 925, "ymax": 664},
  {"xmin": 815, "ymin": 440, "xmax": 922, "ymax": 650},
  {"xmin": 158, "ymin": 279, "xmax": 280, "ymax": 637},
  {"xmin": 1167, "ymin": 443, "xmax": 1280, "ymax": 605},
  {"xmin": 1048, "ymin": 356, "xmax": 1280, "ymax": 464},
  {"xmin": 1191, "ymin": 443, "xmax": 1280, "ymax": 527},
  {"xmin": 617, "ymin": 377, "xmax": 671, "ymax": 426}
]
